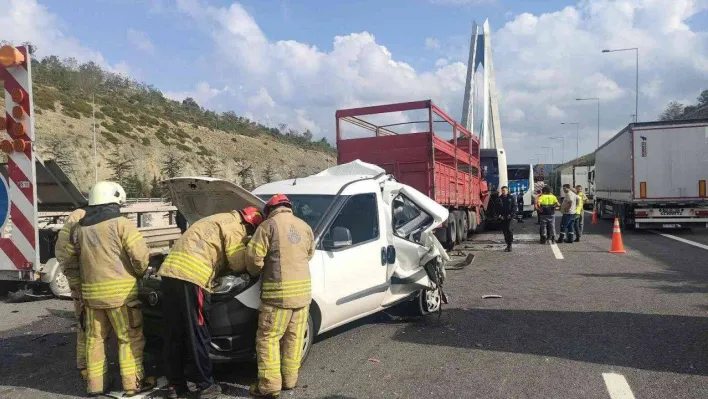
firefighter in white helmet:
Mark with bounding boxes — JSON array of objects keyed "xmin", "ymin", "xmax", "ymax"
[{"xmin": 64, "ymin": 181, "xmax": 152, "ymax": 396}]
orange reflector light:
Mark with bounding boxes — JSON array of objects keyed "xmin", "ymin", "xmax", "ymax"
[
  {"xmin": 12, "ymin": 139, "xmax": 26, "ymax": 152},
  {"xmin": 11, "ymin": 89, "xmax": 24, "ymax": 103},
  {"xmin": 0, "ymin": 140, "xmax": 13, "ymax": 153},
  {"xmin": 700, "ymin": 180, "xmax": 707, "ymax": 198},
  {"xmin": 635, "ymin": 210, "xmax": 649, "ymax": 217},
  {"xmin": 0, "ymin": 45, "xmax": 25, "ymax": 67},
  {"xmin": 639, "ymin": 182, "xmax": 647, "ymax": 199},
  {"xmin": 11, "ymin": 122, "xmax": 25, "ymax": 138},
  {"xmin": 695, "ymin": 210, "xmax": 708, "ymax": 217},
  {"xmin": 0, "ymin": 117, "xmax": 6, "ymax": 131},
  {"xmin": 12, "ymin": 105, "xmax": 26, "ymax": 120}
]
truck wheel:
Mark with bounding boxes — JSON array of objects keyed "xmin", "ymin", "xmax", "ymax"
[
  {"xmin": 468, "ymin": 211, "xmax": 478, "ymax": 233},
  {"xmin": 445, "ymin": 216, "xmax": 457, "ymax": 250},
  {"xmin": 457, "ymin": 213, "xmax": 468, "ymax": 243},
  {"xmin": 49, "ymin": 268, "xmax": 72, "ymax": 298},
  {"xmin": 475, "ymin": 211, "xmax": 486, "ymax": 233}
]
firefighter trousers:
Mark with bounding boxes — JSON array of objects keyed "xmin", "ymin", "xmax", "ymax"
[
  {"xmin": 161, "ymin": 276, "xmax": 214, "ymax": 390},
  {"xmin": 256, "ymin": 304, "xmax": 309, "ymax": 395},
  {"xmin": 73, "ymin": 298, "xmax": 87, "ymax": 371},
  {"xmin": 84, "ymin": 304, "xmax": 145, "ymax": 394}
]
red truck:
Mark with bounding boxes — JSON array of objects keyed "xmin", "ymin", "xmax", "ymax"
[{"xmin": 336, "ymin": 100, "xmax": 488, "ymax": 248}]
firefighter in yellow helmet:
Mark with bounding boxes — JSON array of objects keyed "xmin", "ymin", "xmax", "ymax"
[
  {"xmin": 157, "ymin": 206, "xmax": 264, "ymax": 399},
  {"xmin": 64, "ymin": 181, "xmax": 151, "ymax": 396},
  {"xmin": 54, "ymin": 206, "xmax": 87, "ymax": 381},
  {"xmin": 247, "ymin": 194, "xmax": 315, "ymax": 399}
]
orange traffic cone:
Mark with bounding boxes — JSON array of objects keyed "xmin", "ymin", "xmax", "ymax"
[
  {"xmin": 609, "ymin": 218, "xmax": 626, "ymax": 253},
  {"xmin": 591, "ymin": 208, "xmax": 598, "ymax": 224}
]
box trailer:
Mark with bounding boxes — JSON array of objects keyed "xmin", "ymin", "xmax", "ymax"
[
  {"xmin": 335, "ymin": 100, "xmax": 487, "ymax": 248},
  {"xmin": 594, "ymin": 119, "xmax": 708, "ymax": 229}
]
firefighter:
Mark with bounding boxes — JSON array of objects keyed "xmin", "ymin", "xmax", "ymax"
[
  {"xmin": 54, "ymin": 206, "xmax": 87, "ymax": 381},
  {"xmin": 247, "ymin": 194, "xmax": 315, "ymax": 399},
  {"xmin": 536, "ymin": 186, "xmax": 560, "ymax": 244},
  {"xmin": 157, "ymin": 206, "xmax": 264, "ymax": 399},
  {"xmin": 64, "ymin": 181, "xmax": 151, "ymax": 396}
]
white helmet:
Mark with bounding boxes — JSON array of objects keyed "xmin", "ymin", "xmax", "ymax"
[{"xmin": 88, "ymin": 181, "xmax": 127, "ymax": 206}]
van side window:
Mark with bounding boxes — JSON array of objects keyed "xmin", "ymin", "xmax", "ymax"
[
  {"xmin": 392, "ymin": 195, "xmax": 433, "ymax": 243},
  {"xmin": 329, "ymin": 194, "xmax": 379, "ymax": 246}
]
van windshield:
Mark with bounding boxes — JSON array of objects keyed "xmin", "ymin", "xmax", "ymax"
[{"xmin": 256, "ymin": 194, "xmax": 335, "ymax": 230}]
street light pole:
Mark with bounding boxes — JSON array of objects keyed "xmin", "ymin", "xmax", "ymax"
[
  {"xmin": 602, "ymin": 47, "xmax": 639, "ymax": 122},
  {"xmin": 561, "ymin": 122, "xmax": 579, "ymax": 159},
  {"xmin": 550, "ymin": 136, "xmax": 565, "ymax": 164},
  {"xmin": 576, "ymin": 97, "xmax": 600, "ymax": 149},
  {"xmin": 542, "ymin": 146, "xmax": 554, "ymax": 168}
]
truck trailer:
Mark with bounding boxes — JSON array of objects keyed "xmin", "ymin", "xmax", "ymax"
[
  {"xmin": 594, "ymin": 119, "xmax": 708, "ymax": 229},
  {"xmin": 335, "ymin": 100, "xmax": 487, "ymax": 248}
]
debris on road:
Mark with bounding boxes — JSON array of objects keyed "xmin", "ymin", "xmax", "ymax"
[
  {"xmin": 446, "ymin": 253, "xmax": 475, "ymax": 270},
  {"xmin": 368, "ymin": 358, "xmax": 380, "ymax": 363},
  {"xmin": 481, "ymin": 294, "xmax": 502, "ymax": 299}
]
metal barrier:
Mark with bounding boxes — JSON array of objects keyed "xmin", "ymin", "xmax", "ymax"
[{"xmin": 140, "ymin": 226, "xmax": 182, "ymax": 247}]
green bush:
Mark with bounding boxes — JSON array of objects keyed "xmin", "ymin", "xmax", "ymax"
[
  {"xmin": 176, "ymin": 143, "xmax": 192, "ymax": 152},
  {"xmin": 103, "ymin": 131, "xmax": 120, "ymax": 145},
  {"xmin": 65, "ymin": 109, "xmax": 81, "ymax": 119},
  {"xmin": 193, "ymin": 136, "xmax": 202, "ymax": 143},
  {"xmin": 141, "ymin": 137, "xmax": 151, "ymax": 146}
]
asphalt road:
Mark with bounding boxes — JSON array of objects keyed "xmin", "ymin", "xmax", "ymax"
[{"xmin": 1, "ymin": 213, "xmax": 706, "ymax": 398}]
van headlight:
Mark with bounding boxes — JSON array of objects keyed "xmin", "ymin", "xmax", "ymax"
[{"xmin": 212, "ymin": 273, "xmax": 251, "ymax": 295}]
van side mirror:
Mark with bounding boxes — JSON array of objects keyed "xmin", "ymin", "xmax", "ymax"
[{"xmin": 323, "ymin": 226, "xmax": 352, "ymax": 250}]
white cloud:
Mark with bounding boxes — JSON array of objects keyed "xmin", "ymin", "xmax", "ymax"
[
  {"xmin": 428, "ymin": 0, "xmax": 496, "ymax": 5},
  {"xmin": 425, "ymin": 37, "xmax": 441, "ymax": 49},
  {"xmin": 172, "ymin": 0, "xmax": 708, "ymax": 162},
  {"xmin": 127, "ymin": 28, "xmax": 156, "ymax": 54},
  {"xmin": 0, "ymin": 0, "xmax": 128, "ymax": 73},
  {"xmin": 164, "ymin": 82, "xmax": 227, "ymax": 105}
]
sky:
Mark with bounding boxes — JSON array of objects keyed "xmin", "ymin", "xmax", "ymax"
[{"xmin": 1, "ymin": 0, "xmax": 707, "ymax": 164}]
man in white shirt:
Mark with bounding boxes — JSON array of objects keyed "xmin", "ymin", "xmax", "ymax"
[{"xmin": 558, "ymin": 184, "xmax": 579, "ymax": 243}]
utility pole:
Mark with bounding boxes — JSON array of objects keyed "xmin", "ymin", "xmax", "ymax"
[
  {"xmin": 602, "ymin": 47, "xmax": 639, "ymax": 122},
  {"xmin": 550, "ymin": 136, "xmax": 565, "ymax": 164},
  {"xmin": 561, "ymin": 122, "xmax": 580, "ymax": 159}
]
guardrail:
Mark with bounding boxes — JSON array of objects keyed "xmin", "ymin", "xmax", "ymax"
[
  {"xmin": 140, "ymin": 226, "xmax": 182, "ymax": 247},
  {"xmin": 125, "ymin": 198, "xmax": 170, "ymax": 204}
]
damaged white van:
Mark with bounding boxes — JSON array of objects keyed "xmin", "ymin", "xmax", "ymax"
[{"xmin": 140, "ymin": 161, "xmax": 450, "ymax": 362}]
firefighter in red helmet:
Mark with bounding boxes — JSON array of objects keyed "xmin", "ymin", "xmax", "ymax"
[
  {"xmin": 158, "ymin": 206, "xmax": 263, "ymax": 399},
  {"xmin": 247, "ymin": 194, "xmax": 315, "ymax": 398}
]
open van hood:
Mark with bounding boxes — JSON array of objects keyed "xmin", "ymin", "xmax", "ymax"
[{"xmin": 162, "ymin": 177, "xmax": 266, "ymax": 224}]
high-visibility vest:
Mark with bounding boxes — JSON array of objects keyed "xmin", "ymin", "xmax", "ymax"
[
  {"xmin": 537, "ymin": 194, "xmax": 558, "ymax": 215},
  {"xmin": 576, "ymin": 192, "xmax": 585, "ymax": 215}
]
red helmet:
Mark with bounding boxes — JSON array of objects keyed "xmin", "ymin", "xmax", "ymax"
[
  {"xmin": 264, "ymin": 194, "xmax": 292, "ymax": 217},
  {"xmin": 238, "ymin": 206, "xmax": 264, "ymax": 228}
]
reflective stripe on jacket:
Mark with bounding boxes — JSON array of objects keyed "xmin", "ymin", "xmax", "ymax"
[
  {"xmin": 158, "ymin": 211, "xmax": 249, "ymax": 291},
  {"xmin": 66, "ymin": 217, "xmax": 149, "ymax": 309},
  {"xmin": 55, "ymin": 208, "xmax": 86, "ymax": 297},
  {"xmin": 537, "ymin": 194, "xmax": 558, "ymax": 216},
  {"xmin": 246, "ymin": 207, "xmax": 315, "ymax": 309}
]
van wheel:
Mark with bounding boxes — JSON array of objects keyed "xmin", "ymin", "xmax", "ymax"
[
  {"xmin": 300, "ymin": 313, "xmax": 315, "ymax": 365},
  {"xmin": 49, "ymin": 268, "xmax": 71, "ymax": 298},
  {"xmin": 417, "ymin": 288, "xmax": 442, "ymax": 316}
]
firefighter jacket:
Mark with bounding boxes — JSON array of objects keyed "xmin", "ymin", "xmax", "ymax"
[
  {"xmin": 55, "ymin": 208, "xmax": 86, "ymax": 298},
  {"xmin": 537, "ymin": 194, "xmax": 559, "ymax": 216},
  {"xmin": 246, "ymin": 207, "xmax": 315, "ymax": 309},
  {"xmin": 64, "ymin": 204, "xmax": 150, "ymax": 309},
  {"xmin": 158, "ymin": 211, "xmax": 250, "ymax": 291}
]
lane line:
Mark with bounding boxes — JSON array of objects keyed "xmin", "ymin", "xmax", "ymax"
[
  {"xmin": 649, "ymin": 230, "xmax": 708, "ymax": 251},
  {"xmin": 550, "ymin": 243, "xmax": 564, "ymax": 259},
  {"xmin": 602, "ymin": 373, "xmax": 636, "ymax": 399}
]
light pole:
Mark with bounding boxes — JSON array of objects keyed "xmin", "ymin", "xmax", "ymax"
[
  {"xmin": 576, "ymin": 97, "xmax": 600, "ymax": 149},
  {"xmin": 541, "ymin": 146, "xmax": 554, "ymax": 169},
  {"xmin": 536, "ymin": 152, "xmax": 546, "ymax": 165},
  {"xmin": 602, "ymin": 47, "xmax": 639, "ymax": 122},
  {"xmin": 561, "ymin": 122, "xmax": 579, "ymax": 159},
  {"xmin": 550, "ymin": 136, "xmax": 565, "ymax": 164}
]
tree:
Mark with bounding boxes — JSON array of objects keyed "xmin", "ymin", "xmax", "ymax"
[
  {"xmin": 124, "ymin": 173, "xmax": 147, "ymax": 198},
  {"xmin": 182, "ymin": 97, "xmax": 201, "ymax": 112},
  {"xmin": 659, "ymin": 101, "xmax": 684, "ymax": 121},
  {"xmin": 302, "ymin": 129, "xmax": 313, "ymax": 142},
  {"xmin": 106, "ymin": 149, "xmax": 134, "ymax": 184},
  {"xmin": 203, "ymin": 158, "xmax": 220, "ymax": 177},
  {"xmin": 262, "ymin": 164, "xmax": 277, "ymax": 183},
  {"xmin": 161, "ymin": 153, "xmax": 183, "ymax": 178},
  {"xmin": 238, "ymin": 165, "xmax": 255, "ymax": 190},
  {"xmin": 698, "ymin": 90, "xmax": 708, "ymax": 107},
  {"xmin": 150, "ymin": 175, "xmax": 163, "ymax": 198}
]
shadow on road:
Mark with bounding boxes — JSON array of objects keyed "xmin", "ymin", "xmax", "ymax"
[{"xmin": 391, "ymin": 308, "xmax": 708, "ymax": 376}]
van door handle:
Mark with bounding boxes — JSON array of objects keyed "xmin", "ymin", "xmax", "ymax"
[{"xmin": 380, "ymin": 247, "xmax": 387, "ymax": 266}]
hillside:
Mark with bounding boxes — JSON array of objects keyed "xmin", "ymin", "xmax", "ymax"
[{"xmin": 0, "ymin": 54, "xmax": 336, "ymax": 196}]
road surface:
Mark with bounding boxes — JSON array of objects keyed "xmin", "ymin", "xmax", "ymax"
[{"xmin": 1, "ymin": 212, "xmax": 706, "ymax": 398}]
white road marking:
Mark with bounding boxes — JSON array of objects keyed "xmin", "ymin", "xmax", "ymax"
[
  {"xmin": 550, "ymin": 243, "xmax": 564, "ymax": 259},
  {"xmin": 649, "ymin": 230, "xmax": 708, "ymax": 251},
  {"xmin": 602, "ymin": 373, "xmax": 636, "ymax": 399}
]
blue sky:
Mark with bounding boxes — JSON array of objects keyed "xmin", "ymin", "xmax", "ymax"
[{"xmin": 2, "ymin": 0, "xmax": 708, "ymax": 163}]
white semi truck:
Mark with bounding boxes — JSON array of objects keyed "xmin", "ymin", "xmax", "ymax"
[{"xmin": 594, "ymin": 119, "xmax": 708, "ymax": 229}]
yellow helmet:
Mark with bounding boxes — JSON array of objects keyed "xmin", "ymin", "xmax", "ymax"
[{"xmin": 88, "ymin": 181, "xmax": 126, "ymax": 206}]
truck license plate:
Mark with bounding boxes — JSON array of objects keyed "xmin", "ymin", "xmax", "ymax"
[
  {"xmin": 662, "ymin": 224, "xmax": 681, "ymax": 228},
  {"xmin": 659, "ymin": 208, "xmax": 683, "ymax": 216}
]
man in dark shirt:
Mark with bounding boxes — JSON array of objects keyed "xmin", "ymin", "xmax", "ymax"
[{"xmin": 496, "ymin": 186, "xmax": 517, "ymax": 252}]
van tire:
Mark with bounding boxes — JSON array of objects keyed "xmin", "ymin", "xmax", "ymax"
[
  {"xmin": 300, "ymin": 313, "xmax": 315, "ymax": 365},
  {"xmin": 416, "ymin": 288, "xmax": 442, "ymax": 316}
]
